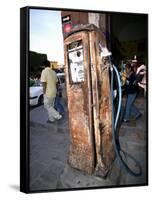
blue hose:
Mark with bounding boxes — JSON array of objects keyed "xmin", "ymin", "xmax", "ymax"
[
  {"xmin": 113, "ymin": 65, "xmax": 122, "ymax": 129},
  {"xmin": 110, "ymin": 64, "xmax": 142, "ymax": 177}
]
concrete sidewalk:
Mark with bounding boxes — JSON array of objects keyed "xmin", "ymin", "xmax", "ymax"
[{"xmin": 29, "ymin": 96, "xmax": 147, "ymax": 191}]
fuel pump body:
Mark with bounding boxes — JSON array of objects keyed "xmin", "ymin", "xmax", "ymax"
[{"xmin": 64, "ymin": 24, "xmax": 115, "ymax": 176}]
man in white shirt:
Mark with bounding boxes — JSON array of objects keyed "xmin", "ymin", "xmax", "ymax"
[
  {"xmin": 136, "ymin": 64, "xmax": 146, "ymax": 92},
  {"xmin": 41, "ymin": 60, "xmax": 62, "ymax": 122}
]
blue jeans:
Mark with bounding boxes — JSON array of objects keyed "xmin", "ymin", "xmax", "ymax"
[
  {"xmin": 123, "ymin": 93, "xmax": 141, "ymax": 120},
  {"xmin": 54, "ymin": 95, "xmax": 65, "ymax": 114}
]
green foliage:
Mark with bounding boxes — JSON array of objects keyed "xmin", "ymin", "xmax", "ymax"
[
  {"xmin": 29, "ymin": 51, "xmax": 47, "ymax": 77},
  {"xmin": 29, "ymin": 78, "xmax": 35, "ymax": 87}
]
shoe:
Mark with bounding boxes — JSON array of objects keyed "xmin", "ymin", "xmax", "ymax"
[
  {"xmin": 55, "ymin": 114, "xmax": 62, "ymax": 120},
  {"xmin": 47, "ymin": 119, "xmax": 55, "ymax": 123},
  {"xmin": 123, "ymin": 119, "xmax": 129, "ymax": 123},
  {"xmin": 135, "ymin": 113, "xmax": 142, "ymax": 120}
]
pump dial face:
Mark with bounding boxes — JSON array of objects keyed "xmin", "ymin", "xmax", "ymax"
[{"xmin": 68, "ymin": 40, "xmax": 84, "ymax": 83}]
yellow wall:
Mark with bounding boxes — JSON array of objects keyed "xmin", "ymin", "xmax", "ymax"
[{"xmin": 50, "ymin": 61, "xmax": 58, "ymax": 69}]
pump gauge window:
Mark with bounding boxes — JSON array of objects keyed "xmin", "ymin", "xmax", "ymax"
[{"xmin": 68, "ymin": 40, "xmax": 84, "ymax": 83}]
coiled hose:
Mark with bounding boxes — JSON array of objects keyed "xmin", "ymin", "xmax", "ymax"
[{"xmin": 110, "ymin": 64, "xmax": 142, "ymax": 177}]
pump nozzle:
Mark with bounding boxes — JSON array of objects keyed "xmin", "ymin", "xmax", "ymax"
[{"xmin": 99, "ymin": 44, "xmax": 112, "ymax": 58}]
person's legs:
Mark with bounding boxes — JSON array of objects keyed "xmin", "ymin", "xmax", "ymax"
[
  {"xmin": 54, "ymin": 95, "xmax": 65, "ymax": 114},
  {"xmin": 130, "ymin": 105, "xmax": 141, "ymax": 119},
  {"xmin": 123, "ymin": 93, "xmax": 137, "ymax": 121},
  {"xmin": 48, "ymin": 97, "xmax": 62, "ymax": 120},
  {"xmin": 129, "ymin": 92, "xmax": 141, "ymax": 119},
  {"xmin": 44, "ymin": 95, "xmax": 62, "ymax": 121}
]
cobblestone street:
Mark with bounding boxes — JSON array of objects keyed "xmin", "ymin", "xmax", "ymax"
[{"xmin": 29, "ymin": 95, "xmax": 147, "ymax": 192}]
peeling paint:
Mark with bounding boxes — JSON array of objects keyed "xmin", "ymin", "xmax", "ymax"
[{"xmin": 64, "ymin": 25, "xmax": 115, "ymax": 177}]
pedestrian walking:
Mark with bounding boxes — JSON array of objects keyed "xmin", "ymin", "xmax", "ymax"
[
  {"xmin": 41, "ymin": 60, "xmax": 62, "ymax": 122},
  {"xmin": 123, "ymin": 63, "xmax": 142, "ymax": 122},
  {"xmin": 54, "ymin": 80, "xmax": 65, "ymax": 115},
  {"xmin": 136, "ymin": 64, "xmax": 147, "ymax": 92}
]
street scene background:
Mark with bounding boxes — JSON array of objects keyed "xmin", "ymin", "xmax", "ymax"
[
  {"xmin": 0, "ymin": 1, "xmax": 152, "ymax": 200},
  {"xmin": 29, "ymin": 8, "xmax": 147, "ymax": 192}
]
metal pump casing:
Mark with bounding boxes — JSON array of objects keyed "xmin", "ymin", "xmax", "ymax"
[{"xmin": 64, "ymin": 24, "xmax": 115, "ymax": 176}]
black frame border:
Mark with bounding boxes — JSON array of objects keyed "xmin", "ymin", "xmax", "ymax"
[{"xmin": 20, "ymin": 6, "xmax": 148, "ymax": 194}]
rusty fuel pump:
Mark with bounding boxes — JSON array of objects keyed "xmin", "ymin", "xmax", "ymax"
[
  {"xmin": 64, "ymin": 24, "xmax": 114, "ymax": 177},
  {"xmin": 64, "ymin": 24, "xmax": 142, "ymax": 177}
]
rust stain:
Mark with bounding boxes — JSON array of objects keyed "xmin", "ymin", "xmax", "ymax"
[
  {"xmin": 64, "ymin": 25, "xmax": 115, "ymax": 176},
  {"xmin": 64, "ymin": 31, "xmax": 95, "ymax": 174}
]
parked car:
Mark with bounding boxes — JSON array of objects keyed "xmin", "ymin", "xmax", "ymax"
[
  {"xmin": 56, "ymin": 72, "xmax": 66, "ymax": 99},
  {"xmin": 29, "ymin": 73, "xmax": 65, "ymax": 106},
  {"xmin": 29, "ymin": 83, "xmax": 43, "ymax": 106}
]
